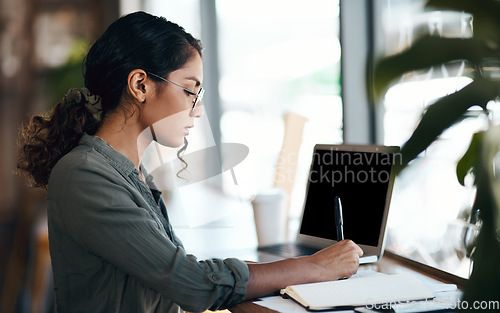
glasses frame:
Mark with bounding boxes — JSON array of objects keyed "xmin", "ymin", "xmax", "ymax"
[{"xmin": 148, "ymin": 72, "xmax": 204, "ymax": 112}]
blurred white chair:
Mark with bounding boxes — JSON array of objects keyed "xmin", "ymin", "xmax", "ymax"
[{"xmin": 273, "ymin": 112, "xmax": 308, "ymax": 239}]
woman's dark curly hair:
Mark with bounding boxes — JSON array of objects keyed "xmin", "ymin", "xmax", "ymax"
[{"xmin": 17, "ymin": 11, "xmax": 202, "ymax": 188}]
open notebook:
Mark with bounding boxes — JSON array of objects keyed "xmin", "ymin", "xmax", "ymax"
[
  {"xmin": 258, "ymin": 144, "xmax": 400, "ymax": 263},
  {"xmin": 282, "ymin": 273, "xmax": 433, "ymax": 311}
]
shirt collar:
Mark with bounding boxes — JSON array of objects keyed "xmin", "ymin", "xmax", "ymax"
[{"xmin": 80, "ymin": 133, "xmax": 138, "ymax": 177}]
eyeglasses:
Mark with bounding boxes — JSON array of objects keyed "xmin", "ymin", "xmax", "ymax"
[{"xmin": 148, "ymin": 72, "xmax": 205, "ymax": 112}]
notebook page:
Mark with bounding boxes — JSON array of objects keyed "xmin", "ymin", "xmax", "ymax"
[{"xmin": 286, "ymin": 273, "xmax": 433, "ymax": 309}]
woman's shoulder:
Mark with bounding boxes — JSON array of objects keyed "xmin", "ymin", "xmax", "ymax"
[
  {"xmin": 48, "ymin": 141, "xmax": 116, "ymax": 189},
  {"xmin": 55, "ymin": 142, "xmax": 104, "ymax": 171}
]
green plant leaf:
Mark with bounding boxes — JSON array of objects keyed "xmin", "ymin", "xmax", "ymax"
[
  {"xmin": 396, "ymin": 78, "xmax": 498, "ymax": 172},
  {"xmin": 372, "ymin": 36, "xmax": 496, "ymax": 99},
  {"xmin": 465, "ymin": 132, "xmax": 500, "ymax": 303},
  {"xmin": 456, "ymin": 131, "xmax": 484, "ymax": 186},
  {"xmin": 482, "ymin": 125, "xmax": 500, "ymax": 240}
]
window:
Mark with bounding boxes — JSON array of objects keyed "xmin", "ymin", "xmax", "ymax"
[
  {"xmin": 376, "ymin": 0, "xmax": 497, "ymax": 278},
  {"xmin": 216, "ymin": 0, "xmax": 342, "ymax": 227}
]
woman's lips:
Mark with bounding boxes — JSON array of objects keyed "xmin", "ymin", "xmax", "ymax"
[{"xmin": 184, "ymin": 125, "xmax": 194, "ymax": 135}]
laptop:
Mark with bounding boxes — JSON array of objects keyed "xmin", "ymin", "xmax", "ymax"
[{"xmin": 258, "ymin": 143, "xmax": 400, "ymax": 264}]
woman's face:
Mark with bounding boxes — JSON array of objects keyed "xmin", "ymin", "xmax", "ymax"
[{"xmin": 142, "ymin": 53, "xmax": 204, "ymax": 148}]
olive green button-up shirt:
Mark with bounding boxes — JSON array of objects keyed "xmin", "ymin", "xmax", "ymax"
[{"xmin": 47, "ymin": 133, "xmax": 249, "ymax": 313}]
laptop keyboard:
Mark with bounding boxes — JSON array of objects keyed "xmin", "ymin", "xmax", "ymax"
[{"xmin": 257, "ymin": 243, "xmax": 320, "ymax": 258}]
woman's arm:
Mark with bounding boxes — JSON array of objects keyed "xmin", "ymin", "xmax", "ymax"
[{"xmin": 245, "ymin": 240, "xmax": 363, "ymax": 299}]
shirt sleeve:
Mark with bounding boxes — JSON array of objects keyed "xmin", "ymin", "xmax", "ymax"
[{"xmin": 48, "ymin": 160, "xmax": 249, "ymax": 312}]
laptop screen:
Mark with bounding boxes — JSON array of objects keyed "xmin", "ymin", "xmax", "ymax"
[{"xmin": 299, "ymin": 147, "xmax": 397, "ymax": 247}]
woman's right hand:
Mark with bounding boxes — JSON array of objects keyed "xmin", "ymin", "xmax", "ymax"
[
  {"xmin": 245, "ymin": 240, "xmax": 364, "ymax": 300},
  {"xmin": 307, "ymin": 240, "xmax": 364, "ymax": 282}
]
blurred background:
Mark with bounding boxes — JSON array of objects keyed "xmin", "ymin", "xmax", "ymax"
[
  {"xmin": 1, "ymin": 0, "xmax": 494, "ymax": 312},
  {"xmin": 0, "ymin": 1, "xmax": 120, "ymax": 312}
]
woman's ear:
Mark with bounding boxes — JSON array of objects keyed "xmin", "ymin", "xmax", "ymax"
[{"xmin": 127, "ymin": 69, "xmax": 150, "ymax": 103}]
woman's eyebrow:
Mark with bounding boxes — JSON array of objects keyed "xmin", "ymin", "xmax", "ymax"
[{"xmin": 184, "ymin": 76, "xmax": 201, "ymax": 86}]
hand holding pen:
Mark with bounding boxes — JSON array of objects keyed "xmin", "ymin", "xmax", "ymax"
[{"xmin": 304, "ymin": 196, "xmax": 362, "ymax": 282}]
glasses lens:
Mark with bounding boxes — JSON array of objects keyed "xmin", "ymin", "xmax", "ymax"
[
  {"xmin": 192, "ymin": 88, "xmax": 205, "ymax": 110},
  {"xmin": 197, "ymin": 88, "xmax": 205, "ymax": 102}
]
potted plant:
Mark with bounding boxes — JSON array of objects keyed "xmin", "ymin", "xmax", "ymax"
[{"xmin": 372, "ymin": 0, "xmax": 500, "ymax": 310}]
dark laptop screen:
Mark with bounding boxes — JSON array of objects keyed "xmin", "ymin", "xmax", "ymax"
[{"xmin": 299, "ymin": 148, "xmax": 395, "ymax": 247}]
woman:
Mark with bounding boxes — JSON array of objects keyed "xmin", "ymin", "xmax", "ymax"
[{"xmin": 17, "ymin": 11, "xmax": 363, "ymax": 313}]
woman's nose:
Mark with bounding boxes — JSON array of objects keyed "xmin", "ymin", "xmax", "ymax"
[{"xmin": 190, "ymin": 103, "xmax": 204, "ymax": 118}]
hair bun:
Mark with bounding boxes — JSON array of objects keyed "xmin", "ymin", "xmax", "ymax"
[{"xmin": 63, "ymin": 88, "xmax": 102, "ymax": 114}]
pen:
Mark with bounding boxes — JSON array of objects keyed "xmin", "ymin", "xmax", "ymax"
[{"xmin": 334, "ymin": 196, "xmax": 344, "ymax": 241}]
